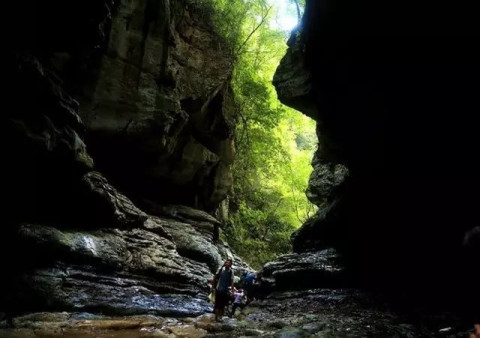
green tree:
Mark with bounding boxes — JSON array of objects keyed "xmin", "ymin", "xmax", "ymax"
[{"xmin": 206, "ymin": 0, "xmax": 314, "ymax": 269}]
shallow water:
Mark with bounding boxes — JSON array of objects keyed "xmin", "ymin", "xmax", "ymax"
[
  {"xmin": 0, "ymin": 289, "xmax": 475, "ymax": 337},
  {"xmin": 0, "ymin": 329, "xmax": 149, "ymax": 338}
]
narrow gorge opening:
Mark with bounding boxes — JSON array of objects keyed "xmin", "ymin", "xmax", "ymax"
[
  {"xmin": 73, "ymin": 0, "xmax": 317, "ymax": 270},
  {"xmin": 3, "ymin": 0, "xmax": 480, "ymax": 336},
  {"xmin": 207, "ymin": 0, "xmax": 318, "ymax": 269}
]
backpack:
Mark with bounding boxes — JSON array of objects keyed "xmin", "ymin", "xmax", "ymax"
[{"xmin": 244, "ymin": 273, "xmax": 255, "ymax": 287}]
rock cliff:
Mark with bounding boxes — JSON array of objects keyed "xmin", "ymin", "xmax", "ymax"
[
  {"xmin": 271, "ymin": 0, "xmax": 480, "ymax": 312},
  {"xmin": 2, "ymin": 0, "xmax": 247, "ymax": 317}
]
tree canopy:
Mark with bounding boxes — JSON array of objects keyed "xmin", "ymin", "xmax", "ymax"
[{"xmin": 200, "ymin": 0, "xmax": 316, "ymax": 269}]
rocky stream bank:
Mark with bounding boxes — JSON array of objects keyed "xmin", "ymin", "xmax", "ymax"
[{"xmin": 0, "ymin": 288, "xmax": 475, "ymax": 338}]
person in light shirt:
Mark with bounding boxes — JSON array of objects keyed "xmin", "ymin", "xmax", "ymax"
[{"xmin": 230, "ymin": 288, "xmax": 245, "ymax": 317}]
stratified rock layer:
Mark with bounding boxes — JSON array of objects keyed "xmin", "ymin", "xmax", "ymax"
[
  {"xmin": 2, "ymin": 0, "xmax": 248, "ymax": 317},
  {"xmin": 260, "ymin": 249, "xmax": 346, "ymax": 292},
  {"xmin": 78, "ymin": 0, "xmax": 237, "ymax": 211},
  {"xmin": 2, "ymin": 171, "xmax": 246, "ymax": 316}
]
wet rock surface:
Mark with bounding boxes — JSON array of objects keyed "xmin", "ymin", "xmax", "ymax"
[
  {"xmin": 1, "ymin": 169, "xmax": 248, "ymax": 316},
  {"xmin": 260, "ymin": 249, "xmax": 347, "ymax": 292},
  {"xmin": 0, "ymin": 289, "xmax": 474, "ymax": 337}
]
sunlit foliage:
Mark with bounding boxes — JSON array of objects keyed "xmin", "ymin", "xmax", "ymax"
[{"xmin": 197, "ymin": 0, "xmax": 316, "ymax": 269}]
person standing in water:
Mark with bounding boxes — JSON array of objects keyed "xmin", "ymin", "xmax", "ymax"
[{"xmin": 213, "ymin": 258, "xmax": 234, "ymax": 322}]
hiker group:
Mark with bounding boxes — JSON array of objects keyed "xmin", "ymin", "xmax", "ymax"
[{"xmin": 209, "ymin": 258, "xmax": 258, "ymax": 322}]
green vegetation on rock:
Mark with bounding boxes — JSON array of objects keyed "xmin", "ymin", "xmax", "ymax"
[{"xmin": 199, "ymin": 0, "xmax": 316, "ymax": 269}]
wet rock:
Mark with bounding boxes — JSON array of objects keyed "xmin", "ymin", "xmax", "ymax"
[
  {"xmin": 11, "ymin": 312, "xmax": 162, "ymax": 331},
  {"xmin": 260, "ymin": 249, "xmax": 346, "ymax": 292},
  {"xmin": 277, "ymin": 327, "xmax": 307, "ymax": 338},
  {"xmin": 194, "ymin": 321, "xmax": 222, "ymax": 333},
  {"xmin": 12, "ymin": 312, "xmax": 71, "ymax": 329},
  {"xmin": 78, "ymin": 172, "xmax": 150, "ymax": 229},
  {"xmin": 301, "ymin": 322, "xmax": 326, "ymax": 333},
  {"xmin": 1, "ymin": 313, "xmax": 169, "ymax": 338},
  {"xmin": 0, "ymin": 288, "xmax": 471, "ymax": 337},
  {"xmin": 156, "ymin": 217, "xmax": 222, "ymax": 271},
  {"xmin": 0, "ymin": 328, "xmax": 41, "ymax": 338},
  {"xmin": 306, "ymin": 163, "xmax": 349, "ymax": 207},
  {"xmin": 152, "ymin": 205, "xmax": 221, "ymax": 227},
  {"xmin": 25, "ymin": 267, "xmax": 211, "ymax": 316},
  {"xmin": 221, "ymin": 321, "xmax": 237, "ymax": 331},
  {"xmin": 168, "ymin": 324, "xmax": 207, "ymax": 337},
  {"xmin": 142, "ymin": 329, "xmax": 173, "ymax": 338},
  {"xmin": 70, "ymin": 312, "xmax": 103, "ymax": 320},
  {"xmin": 11, "ymin": 220, "xmax": 216, "ymax": 315},
  {"xmin": 438, "ymin": 326, "xmax": 453, "ymax": 334},
  {"xmin": 192, "ymin": 316, "xmax": 236, "ymax": 332},
  {"xmin": 244, "ymin": 328, "xmax": 265, "ymax": 336},
  {"xmin": 290, "ymin": 203, "xmax": 339, "ymax": 253},
  {"xmin": 3, "ymin": 166, "xmax": 249, "ymax": 316},
  {"xmin": 268, "ymin": 320, "xmax": 289, "ymax": 329},
  {"xmin": 149, "ymin": 206, "xmax": 252, "ymax": 275},
  {"xmin": 303, "ymin": 314, "xmax": 319, "ymax": 322}
]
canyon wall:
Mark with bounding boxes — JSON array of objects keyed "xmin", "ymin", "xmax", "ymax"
[
  {"xmin": 270, "ymin": 0, "xmax": 480, "ymax": 311},
  {"xmin": 2, "ymin": 0, "xmax": 247, "ymax": 316}
]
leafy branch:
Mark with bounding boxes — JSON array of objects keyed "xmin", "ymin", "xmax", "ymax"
[{"xmin": 236, "ymin": 6, "xmax": 272, "ymax": 55}]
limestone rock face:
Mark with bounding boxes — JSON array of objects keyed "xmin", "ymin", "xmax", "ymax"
[
  {"xmin": 305, "ymin": 159, "xmax": 349, "ymax": 207},
  {"xmin": 78, "ymin": 0, "xmax": 236, "ymax": 211},
  {"xmin": 273, "ymin": 29, "xmax": 315, "ymax": 120},
  {"xmin": 273, "ymin": 0, "xmax": 480, "ymax": 309},
  {"xmin": 4, "ymin": 55, "xmax": 94, "ymax": 225},
  {"xmin": 2, "ymin": 0, "xmax": 249, "ymax": 317},
  {"xmin": 2, "ymin": 172, "xmax": 246, "ymax": 316},
  {"xmin": 13, "ymin": 222, "xmax": 212, "ymax": 316},
  {"xmin": 79, "ymin": 171, "xmax": 150, "ymax": 229},
  {"xmin": 260, "ymin": 249, "xmax": 346, "ymax": 292}
]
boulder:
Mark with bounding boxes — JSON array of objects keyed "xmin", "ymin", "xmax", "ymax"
[{"xmin": 260, "ymin": 249, "xmax": 346, "ymax": 292}]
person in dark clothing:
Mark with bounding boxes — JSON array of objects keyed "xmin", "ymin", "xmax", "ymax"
[{"xmin": 213, "ymin": 258, "xmax": 234, "ymax": 322}]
